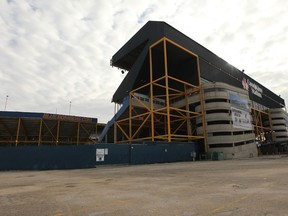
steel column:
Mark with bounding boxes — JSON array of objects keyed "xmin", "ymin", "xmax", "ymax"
[
  {"xmin": 163, "ymin": 39, "xmax": 171, "ymax": 142},
  {"xmin": 56, "ymin": 120, "xmax": 60, "ymax": 145},
  {"xmin": 15, "ymin": 118, "xmax": 21, "ymax": 146},
  {"xmin": 38, "ymin": 119, "xmax": 43, "ymax": 146},
  {"xmin": 149, "ymin": 45, "xmax": 155, "ymax": 141}
]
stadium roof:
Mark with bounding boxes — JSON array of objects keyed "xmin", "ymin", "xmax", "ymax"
[{"xmin": 111, "ymin": 21, "xmax": 285, "ymax": 109}]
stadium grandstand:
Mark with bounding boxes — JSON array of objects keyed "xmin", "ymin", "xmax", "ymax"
[{"xmin": 0, "ymin": 111, "xmax": 105, "ymax": 146}]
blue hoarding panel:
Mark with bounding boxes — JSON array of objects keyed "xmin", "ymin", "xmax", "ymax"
[
  {"xmin": 0, "ymin": 145, "xmax": 95, "ymax": 170},
  {"xmin": 130, "ymin": 142, "xmax": 196, "ymax": 164},
  {"xmin": 0, "ymin": 142, "xmax": 197, "ymax": 170},
  {"xmin": 95, "ymin": 144, "xmax": 130, "ymax": 165}
]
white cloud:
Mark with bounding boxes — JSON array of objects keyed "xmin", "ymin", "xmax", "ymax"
[{"xmin": 0, "ymin": 0, "xmax": 288, "ymax": 123}]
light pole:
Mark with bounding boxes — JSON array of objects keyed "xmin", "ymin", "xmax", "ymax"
[
  {"xmin": 69, "ymin": 101, "xmax": 72, "ymax": 115},
  {"xmin": 4, "ymin": 95, "xmax": 8, "ymax": 111}
]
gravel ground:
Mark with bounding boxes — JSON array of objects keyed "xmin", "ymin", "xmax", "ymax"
[{"xmin": 0, "ymin": 155, "xmax": 288, "ymax": 216}]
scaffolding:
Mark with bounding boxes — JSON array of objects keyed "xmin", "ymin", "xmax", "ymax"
[{"xmin": 114, "ymin": 38, "xmax": 206, "ymax": 149}]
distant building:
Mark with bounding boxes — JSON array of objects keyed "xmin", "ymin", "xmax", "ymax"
[{"xmin": 0, "ymin": 111, "xmax": 104, "ymax": 146}]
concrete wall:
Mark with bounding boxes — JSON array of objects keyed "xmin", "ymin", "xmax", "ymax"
[{"xmin": 270, "ymin": 108, "xmax": 288, "ymax": 142}]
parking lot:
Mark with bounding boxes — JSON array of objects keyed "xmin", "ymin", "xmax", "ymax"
[{"xmin": 0, "ymin": 155, "xmax": 288, "ymax": 216}]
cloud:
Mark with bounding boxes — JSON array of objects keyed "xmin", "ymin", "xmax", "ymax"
[
  {"xmin": 0, "ymin": 0, "xmax": 288, "ymax": 123},
  {"xmin": 137, "ymin": 5, "xmax": 155, "ymax": 24}
]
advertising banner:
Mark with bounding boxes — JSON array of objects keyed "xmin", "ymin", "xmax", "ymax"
[
  {"xmin": 229, "ymin": 92, "xmax": 249, "ymax": 111},
  {"xmin": 231, "ymin": 107, "xmax": 252, "ymax": 130},
  {"xmin": 229, "ymin": 92, "xmax": 252, "ymax": 130}
]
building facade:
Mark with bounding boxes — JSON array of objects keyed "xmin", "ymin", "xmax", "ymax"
[{"xmin": 99, "ymin": 21, "xmax": 287, "ymax": 158}]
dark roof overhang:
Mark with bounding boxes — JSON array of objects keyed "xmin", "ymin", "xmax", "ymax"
[{"xmin": 111, "ymin": 21, "xmax": 285, "ymax": 108}]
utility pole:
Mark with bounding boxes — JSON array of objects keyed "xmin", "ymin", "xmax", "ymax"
[
  {"xmin": 69, "ymin": 101, "xmax": 72, "ymax": 115},
  {"xmin": 4, "ymin": 95, "xmax": 8, "ymax": 111}
]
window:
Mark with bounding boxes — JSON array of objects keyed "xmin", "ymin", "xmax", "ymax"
[
  {"xmin": 207, "ymin": 120, "xmax": 231, "ymax": 125},
  {"xmin": 206, "ymin": 109, "xmax": 229, "ymax": 114},
  {"xmin": 209, "ymin": 143, "xmax": 233, "ymax": 148}
]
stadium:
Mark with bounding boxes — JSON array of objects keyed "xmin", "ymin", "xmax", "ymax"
[{"xmin": 1, "ymin": 21, "xmax": 287, "ymax": 169}]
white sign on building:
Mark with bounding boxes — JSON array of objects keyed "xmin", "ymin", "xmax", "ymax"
[
  {"xmin": 231, "ymin": 107, "xmax": 252, "ymax": 130},
  {"xmin": 229, "ymin": 92, "xmax": 252, "ymax": 130}
]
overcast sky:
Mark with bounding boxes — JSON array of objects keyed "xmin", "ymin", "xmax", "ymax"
[{"xmin": 1, "ymin": 0, "xmax": 287, "ymax": 122}]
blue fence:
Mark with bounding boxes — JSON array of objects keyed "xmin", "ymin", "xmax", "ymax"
[
  {"xmin": 0, "ymin": 145, "xmax": 95, "ymax": 170},
  {"xmin": 0, "ymin": 142, "xmax": 197, "ymax": 170},
  {"xmin": 130, "ymin": 143, "xmax": 196, "ymax": 164}
]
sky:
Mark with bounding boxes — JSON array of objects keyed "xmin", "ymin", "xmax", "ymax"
[{"xmin": 1, "ymin": 0, "xmax": 288, "ymax": 123}]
